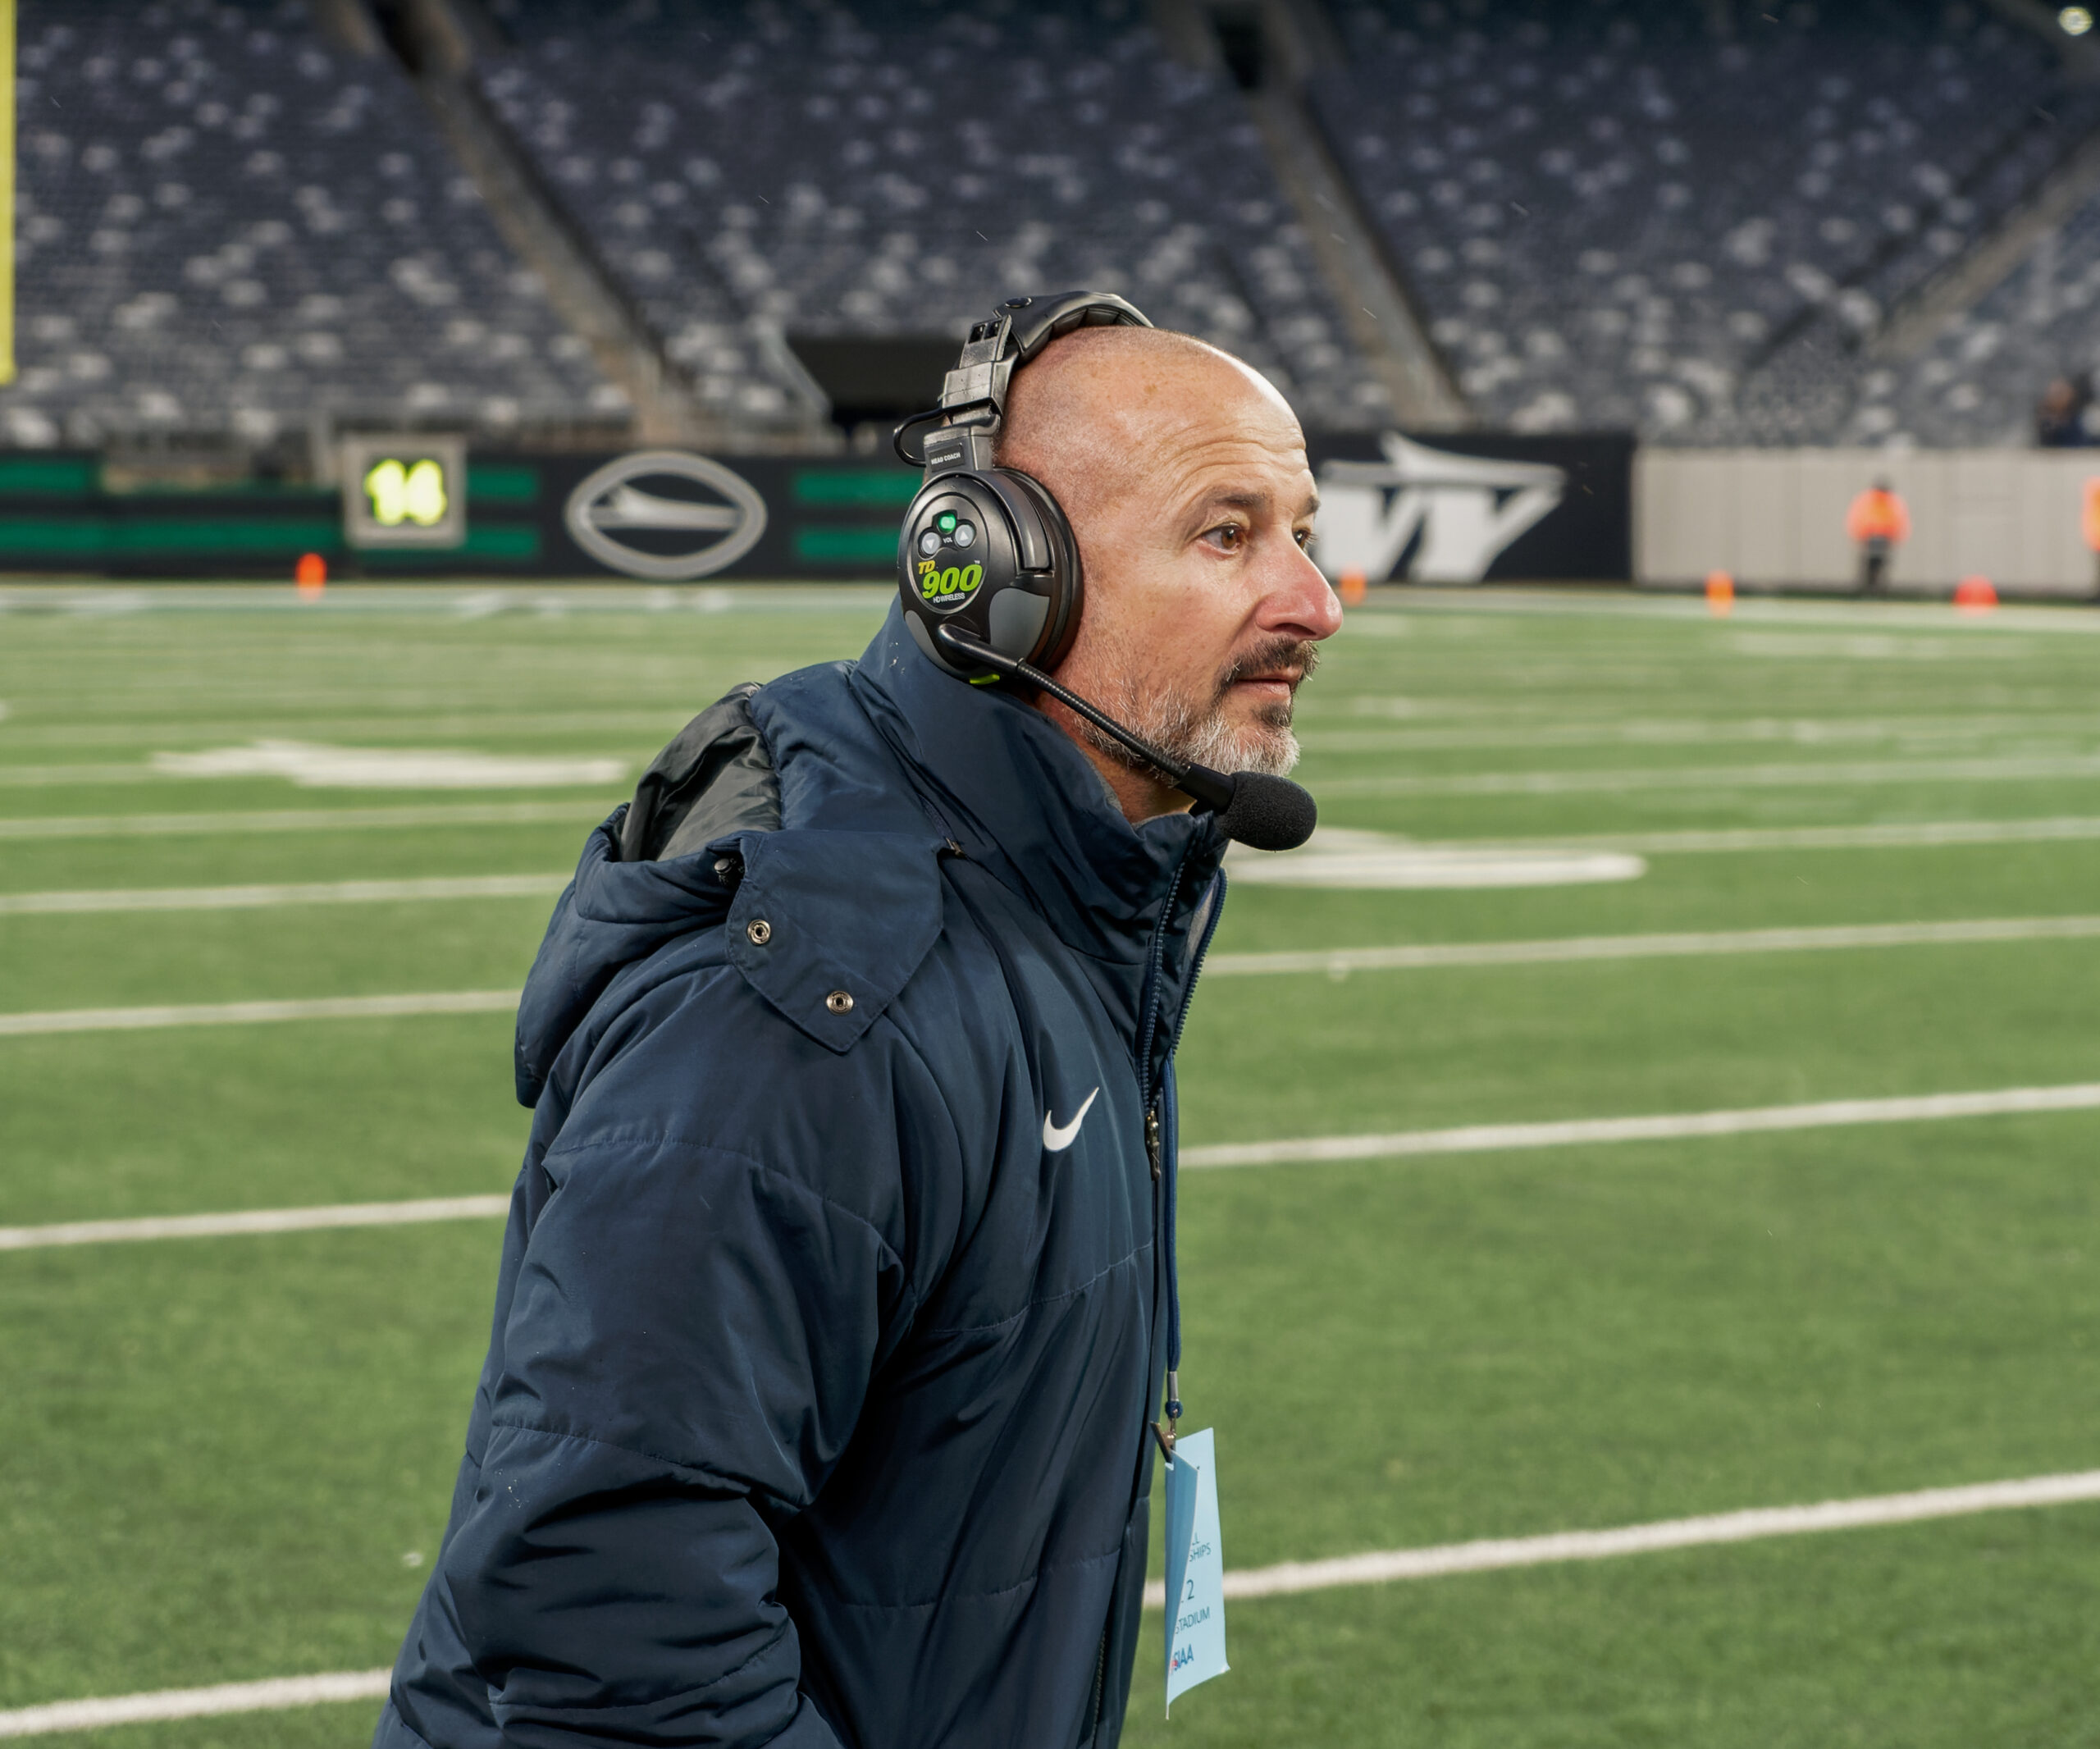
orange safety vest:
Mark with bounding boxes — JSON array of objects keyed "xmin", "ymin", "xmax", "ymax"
[
  {"xmin": 2082, "ymin": 478, "xmax": 2100, "ymax": 554},
  {"xmin": 1846, "ymin": 488, "xmax": 1910, "ymax": 544}
]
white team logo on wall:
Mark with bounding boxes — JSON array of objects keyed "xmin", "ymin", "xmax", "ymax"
[
  {"xmin": 564, "ymin": 450, "xmax": 769, "ymax": 580},
  {"xmin": 1317, "ymin": 434, "xmax": 1565, "ymax": 585}
]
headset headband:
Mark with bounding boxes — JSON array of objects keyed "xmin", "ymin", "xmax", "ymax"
[{"xmin": 893, "ymin": 290, "xmax": 1152, "ymax": 470}]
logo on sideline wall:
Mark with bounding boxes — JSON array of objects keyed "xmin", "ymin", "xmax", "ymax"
[
  {"xmin": 564, "ymin": 450, "xmax": 769, "ymax": 580},
  {"xmin": 1317, "ymin": 433, "xmax": 1566, "ymax": 585}
]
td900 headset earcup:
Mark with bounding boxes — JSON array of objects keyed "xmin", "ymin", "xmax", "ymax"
[{"xmin": 896, "ymin": 467, "xmax": 1081, "ymax": 682}]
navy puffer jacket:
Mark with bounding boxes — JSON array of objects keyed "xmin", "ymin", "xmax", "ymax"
[{"xmin": 375, "ymin": 605, "xmax": 1226, "ymax": 1749}]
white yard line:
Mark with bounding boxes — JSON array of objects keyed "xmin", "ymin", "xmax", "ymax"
[
  {"xmin": 0, "ymin": 874, "xmax": 568, "ymax": 916},
  {"xmin": 1205, "ymin": 915, "xmax": 2100, "ymax": 978},
  {"xmin": 7, "ymin": 1468, "xmax": 2095, "ymax": 1734},
  {"xmin": 0, "ymin": 801, "xmax": 606, "ymax": 840},
  {"xmin": 1180, "ymin": 1083, "xmax": 2100, "ymax": 1169},
  {"xmin": 1140, "ymin": 1469, "xmax": 2100, "ymax": 1608},
  {"xmin": 0, "ymin": 1196, "xmax": 511, "ymax": 1252},
  {"xmin": 1353, "ymin": 588, "xmax": 2100, "ymax": 632},
  {"xmin": 11, "ymin": 1085, "xmax": 2097, "ymax": 1249},
  {"xmin": 0, "ymin": 1669, "xmax": 393, "ymax": 1738},
  {"xmin": 1, "ymin": 709, "xmax": 683, "ymax": 749},
  {"xmin": 1295, "ymin": 709, "xmax": 2100, "ymax": 751},
  {"xmin": 0, "ymin": 990, "xmax": 517, "ymax": 1037},
  {"xmin": 1485, "ymin": 816, "xmax": 2100, "ymax": 855},
  {"xmin": 0, "ymin": 763, "xmax": 157, "ymax": 787},
  {"xmin": 10, "ymin": 911, "xmax": 2098, "ymax": 1028},
  {"xmin": 1318, "ymin": 753, "xmax": 2100, "ymax": 798},
  {"xmin": 3, "ymin": 806, "xmax": 2097, "ymax": 853}
]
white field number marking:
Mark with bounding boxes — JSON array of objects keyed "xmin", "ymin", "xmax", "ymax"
[
  {"xmin": 1226, "ymin": 829, "xmax": 1644, "ymax": 889},
  {"xmin": 151, "ymin": 741, "xmax": 626, "ymax": 790}
]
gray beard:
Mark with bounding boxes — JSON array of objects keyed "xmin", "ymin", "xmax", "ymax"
[{"xmin": 1072, "ymin": 642, "xmax": 1313, "ymax": 782}]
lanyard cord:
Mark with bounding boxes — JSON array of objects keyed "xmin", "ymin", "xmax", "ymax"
[
  {"xmin": 1157, "ymin": 869, "xmax": 1224, "ymax": 1446},
  {"xmin": 1162, "ymin": 1063, "xmax": 1183, "ymax": 1427}
]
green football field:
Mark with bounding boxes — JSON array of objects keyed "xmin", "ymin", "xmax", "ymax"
[{"xmin": 5, "ymin": 582, "xmax": 2100, "ymax": 1747}]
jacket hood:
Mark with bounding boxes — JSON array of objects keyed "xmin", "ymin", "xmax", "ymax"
[
  {"xmin": 514, "ymin": 602, "xmax": 1228, "ymax": 1106},
  {"xmin": 513, "ymin": 812, "xmax": 737, "ymax": 1105},
  {"xmin": 847, "ymin": 605, "xmax": 1227, "ymax": 969}
]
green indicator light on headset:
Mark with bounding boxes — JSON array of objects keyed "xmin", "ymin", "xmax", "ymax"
[{"xmin": 936, "ymin": 512, "xmax": 956, "ymax": 533}]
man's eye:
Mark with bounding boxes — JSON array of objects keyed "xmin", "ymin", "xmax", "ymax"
[
  {"xmin": 1294, "ymin": 528, "xmax": 1313, "ymax": 549},
  {"xmin": 1208, "ymin": 524, "xmax": 1245, "ymax": 551}
]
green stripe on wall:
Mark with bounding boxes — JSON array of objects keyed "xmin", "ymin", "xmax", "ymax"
[
  {"xmin": 0, "ymin": 457, "xmax": 98, "ymax": 495},
  {"xmin": 109, "ymin": 519, "xmax": 344, "ymax": 554},
  {"xmin": 467, "ymin": 464, "xmax": 540, "ymax": 505},
  {"xmin": 0, "ymin": 518, "xmax": 111, "ymax": 555},
  {"xmin": 792, "ymin": 525, "xmax": 897, "ymax": 563},
  {"xmin": 0, "ymin": 518, "xmax": 340, "ymax": 557},
  {"xmin": 791, "ymin": 469, "xmax": 919, "ymax": 507}
]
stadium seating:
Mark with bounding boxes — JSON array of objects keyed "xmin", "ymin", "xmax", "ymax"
[
  {"xmin": 8, "ymin": 0, "xmax": 621, "ymax": 453},
  {"xmin": 8, "ymin": 0, "xmax": 2097, "ymax": 456},
  {"xmin": 1858, "ymin": 183, "xmax": 2100, "ymax": 447},
  {"xmin": 1315, "ymin": 1, "xmax": 2100, "ymax": 441},
  {"xmin": 476, "ymin": 0, "xmax": 1390, "ymax": 432}
]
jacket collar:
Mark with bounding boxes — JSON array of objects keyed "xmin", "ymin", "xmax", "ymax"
[{"xmin": 851, "ymin": 605, "xmax": 1227, "ymax": 968}]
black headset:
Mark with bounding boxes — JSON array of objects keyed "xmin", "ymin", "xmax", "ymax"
[
  {"xmin": 890, "ymin": 290, "xmax": 1317, "ymax": 853},
  {"xmin": 892, "ymin": 290, "xmax": 1146, "ymax": 681}
]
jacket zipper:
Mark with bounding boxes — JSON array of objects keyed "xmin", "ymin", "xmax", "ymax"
[
  {"xmin": 1133, "ymin": 842, "xmax": 1209, "ymax": 1116},
  {"xmin": 1086, "ymin": 1619, "xmax": 1110, "ymax": 1739},
  {"xmin": 1102, "ymin": 850, "xmax": 1227, "ymax": 1745}
]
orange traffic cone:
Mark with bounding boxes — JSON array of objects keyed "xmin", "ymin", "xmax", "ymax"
[
  {"xmin": 1953, "ymin": 574, "xmax": 1997, "ymax": 613},
  {"xmin": 1705, "ymin": 569, "xmax": 1734, "ymax": 615},
  {"xmin": 1338, "ymin": 568, "xmax": 1367, "ymax": 608},
  {"xmin": 295, "ymin": 553, "xmax": 326, "ymax": 598}
]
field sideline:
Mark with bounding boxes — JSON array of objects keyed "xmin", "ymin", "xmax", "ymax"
[{"xmin": 3, "ymin": 584, "xmax": 2098, "ymax": 1746}]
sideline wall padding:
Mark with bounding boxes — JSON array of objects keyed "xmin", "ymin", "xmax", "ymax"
[{"xmin": 1637, "ymin": 448, "xmax": 2100, "ymax": 595}]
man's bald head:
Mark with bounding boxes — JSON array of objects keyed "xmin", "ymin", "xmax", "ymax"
[
  {"xmin": 994, "ymin": 325, "xmax": 1299, "ymax": 524},
  {"xmin": 978, "ymin": 318, "xmax": 1338, "ymax": 825}
]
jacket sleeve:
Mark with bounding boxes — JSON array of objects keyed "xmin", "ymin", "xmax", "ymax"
[{"xmin": 429, "ymin": 999, "xmax": 922, "ymax": 1749}]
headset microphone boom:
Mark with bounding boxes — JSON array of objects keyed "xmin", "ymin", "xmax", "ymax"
[
  {"xmin": 930, "ymin": 623, "xmax": 1317, "ymax": 854},
  {"xmin": 893, "ymin": 290, "xmax": 1320, "ymax": 854}
]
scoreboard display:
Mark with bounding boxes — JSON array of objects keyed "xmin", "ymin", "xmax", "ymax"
[{"xmin": 340, "ymin": 434, "xmax": 467, "ymax": 550}]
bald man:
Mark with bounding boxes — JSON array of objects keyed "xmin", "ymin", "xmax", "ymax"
[{"xmin": 375, "ymin": 313, "xmax": 1340, "ymax": 1749}]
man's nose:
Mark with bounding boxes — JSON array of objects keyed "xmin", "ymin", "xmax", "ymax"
[{"xmin": 1261, "ymin": 537, "xmax": 1344, "ymax": 642}]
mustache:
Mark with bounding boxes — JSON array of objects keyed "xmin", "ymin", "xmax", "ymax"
[{"xmin": 1216, "ymin": 637, "xmax": 1322, "ymax": 702}]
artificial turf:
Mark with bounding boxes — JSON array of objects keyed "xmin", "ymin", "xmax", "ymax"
[{"xmin": 2, "ymin": 584, "xmax": 2098, "ymax": 1745}]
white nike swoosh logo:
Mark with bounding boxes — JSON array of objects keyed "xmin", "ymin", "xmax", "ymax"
[{"xmin": 1043, "ymin": 1087, "xmax": 1099, "ymax": 1152}]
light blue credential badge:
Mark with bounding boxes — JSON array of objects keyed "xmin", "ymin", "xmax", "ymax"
[{"xmin": 1162, "ymin": 1427, "xmax": 1228, "ymax": 1712}]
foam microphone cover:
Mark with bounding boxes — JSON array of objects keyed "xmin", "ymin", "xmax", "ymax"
[{"xmin": 1217, "ymin": 771, "xmax": 1317, "ymax": 852}]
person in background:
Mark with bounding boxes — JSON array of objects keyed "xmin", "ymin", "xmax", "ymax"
[
  {"xmin": 1845, "ymin": 477, "xmax": 1910, "ymax": 596},
  {"xmin": 2037, "ymin": 377, "xmax": 2089, "ymax": 447}
]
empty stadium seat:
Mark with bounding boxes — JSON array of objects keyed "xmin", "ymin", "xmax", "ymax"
[
  {"xmin": 478, "ymin": 0, "xmax": 1389, "ymax": 432},
  {"xmin": 1317, "ymin": 0, "xmax": 2100, "ymax": 442},
  {"xmin": 5, "ymin": 0, "xmax": 619, "ymax": 451}
]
